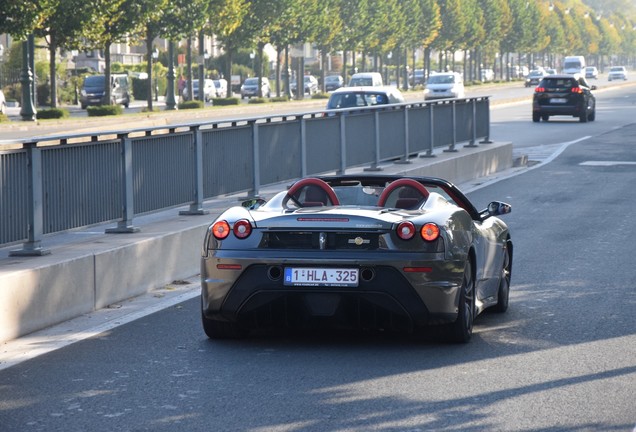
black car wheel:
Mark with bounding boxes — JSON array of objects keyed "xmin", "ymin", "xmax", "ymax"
[
  {"xmin": 532, "ymin": 112, "xmax": 540, "ymax": 122},
  {"xmin": 542, "ymin": 114, "xmax": 549, "ymax": 121},
  {"xmin": 448, "ymin": 260, "xmax": 475, "ymax": 343},
  {"xmin": 493, "ymin": 241, "xmax": 512, "ymax": 313},
  {"xmin": 202, "ymin": 313, "xmax": 247, "ymax": 339},
  {"xmin": 589, "ymin": 109, "xmax": 596, "ymax": 121},
  {"xmin": 579, "ymin": 110, "xmax": 589, "ymax": 123}
]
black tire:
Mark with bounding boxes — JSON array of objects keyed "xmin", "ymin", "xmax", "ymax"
[
  {"xmin": 202, "ymin": 313, "xmax": 247, "ymax": 339},
  {"xmin": 448, "ymin": 260, "xmax": 475, "ymax": 343},
  {"xmin": 579, "ymin": 110, "xmax": 589, "ymax": 122},
  {"xmin": 532, "ymin": 112, "xmax": 540, "ymax": 122},
  {"xmin": 542, "ymin": 114, "xmax": 549, "ymax": 121},
  {"xmin": 493, "ymin": 241, "xmax": 512, "ymax": 313},
  {"xmin": 589, "ymin": 109, "xmax": 596, "ymax": 121}
]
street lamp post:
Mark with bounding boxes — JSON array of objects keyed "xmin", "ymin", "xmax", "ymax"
[
  {"xmin": 19, "ymin": 38, "xmax": 36, "ymax": 121},
  {"xmin": 166, "ymin": 41, "xmax": 177, "ymax": 110}
]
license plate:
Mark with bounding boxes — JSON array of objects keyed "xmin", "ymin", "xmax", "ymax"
[
  {"xmin": 284, "ymin": 267, "xmax": 359, "ymax": 287},
  {"xmin": 550, "ymin": 98, "xmax": 567, "ymax": 104}
]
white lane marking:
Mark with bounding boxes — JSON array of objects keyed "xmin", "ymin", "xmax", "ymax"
[
  {"xmin": 0, "ymin": 281, "xmax": 200, "ymax": 371},
  {"xmin": 580, "ymin": 161, "xmax": 636, "ymax": 166},
  {"xmin": 465, "ymin": 136, "xmax": 592, "ymax": 193}
]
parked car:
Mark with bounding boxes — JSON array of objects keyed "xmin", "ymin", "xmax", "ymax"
[
  {"xmin": 80, "ymin": 74, "xmax": 130, "ymax": 109},
  {"xmin": 532, "ymin": 74, "xmax": 596, "ymax": 123},
  {"xmin": 183, "ymin": 79, "xmax": 215, "ymax": 102},
  {"xmin": 480, "ymin": 68, "xmax": 494, "ymax": 82},
  {"xmin": 324, "ymin": 75, "xmax": 344, "ymax": 91},
  {"xmin": 424, "ymin": 72, "xmax": 465, "ymax": 100},
  {"xmin": 213, "ymin": 79, "xmax": 228, "ymax": 98},
  {"xmin": 326, "ymin": 86, "xmax": 405, "ymax": 110},
  {"xmin": 240, "ymin": 77, "xmax": 271, "ymax": 99},
  {"xmin": 584, "ymin": 67, "xmax": 598, "ymax": 79},
  {"xmin": 348, "ymin": 72, "xmax": 383, "ymax": 87},
  {"xmin": 524, "ymin": 69, "xmax": 547, "ymax": 87},
  {"xmin": 608, "ymin": 66, "xmax": 627, "ymax": 81},
  {"xmin": 291, "ymin": 75, "xmax": 319, "ymax": 95},
  {"xmin": 200, "ymin": 175, "xmax": 513, "ymax": 343},
  {"xmin": 410, "ymin": 69, "xmax": 426, "ymax": 86},
  {"xmin": 545, "ymin": 68, "xmax": 557, "ymax": 75},
  {"xmin": 0, "ymin": 89, "xmax": 6, "ymax": 115}
]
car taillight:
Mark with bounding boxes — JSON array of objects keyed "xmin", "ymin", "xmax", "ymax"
[
  {"xmin": 232, "ymin": 219, "xmax": 252, "ymax": 239},
  {"xmin": 397, "ymin": 221, "xmax": 416, "ymax": 240},
  {"xmin": 212, "ymin": 220, "xmax": 230, "ymax": 240},
  {"xmin": 420, "ymin": 223, "xmax": 440, "ymax": 242},
  {"xmin": 535, "ymin": 87, "xmax": 545, "ymax": 93},
  {"xmin": 571, "ymin": 87, "xmax": 583, "ymax": 94}
]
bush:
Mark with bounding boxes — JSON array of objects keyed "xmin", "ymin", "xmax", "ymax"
[
  {"xmin": 36, "ymin": 108, "xmax": 69, "ymax": 119},
  {"xmin": 311, "ymin": 92, "xmax": 329, "ymax": 99},
  {"xmin": 0, "ymin": 113, "xmax": 8, "ymax": 123},
  {"xmin": 270, "ymin": 96, "xmax": 289, "ymax": 103},
  {"xmin": 211, "ymin": 97, "xmax": 240, "ymax": 106},
  {"xmin": 178, "ymin": 100, "xmax": 204, "ymax": 110},
  {"xmin": 86, "ymin": 105, "xmax": 123, "ymax": 116},
  {"xmin": 247, "ymin": 97, "xmax": 267, "ymax": 104}
]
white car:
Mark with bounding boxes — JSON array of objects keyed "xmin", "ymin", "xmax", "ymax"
[
  {"xmin": 0, "ymin": 89, "xmax": 6, "ymax": 115},
  {"xmin": 183, "ymin": 79, "xmax": 216, "ymax": 102},
  {"xmin": 424, "ymin": 72, "xmax": 465, "ymax": 100},
  {"xmin": 213, "ymin": 79, "xmax": 228, "ymax": 98},
  {"xmin": 608, "ymin": 66, "xmax": 627, "ymax": 81}
]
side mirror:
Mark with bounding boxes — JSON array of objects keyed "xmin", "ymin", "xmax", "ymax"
[{"xmin": 486, "ymin": 201, "xmax": 512, "ymax": 216}]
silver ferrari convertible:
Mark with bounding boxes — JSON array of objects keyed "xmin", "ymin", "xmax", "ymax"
[{"xmin": 200, "ymin": 175, "xmax": 512, "ymax": 343}]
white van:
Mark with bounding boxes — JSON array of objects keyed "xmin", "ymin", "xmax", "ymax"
[
  {"xmin": 563, "ymin": 56, "xmax": 586, "ymax": 75},
  {"xmin": 348, "ymin": 72, "xmax": 383, "ymax": 87}
]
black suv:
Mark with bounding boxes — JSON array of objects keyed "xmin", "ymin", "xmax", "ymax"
[{"xmin": 532, "ymin": 74, "xmax": 596, "ymax": 123}]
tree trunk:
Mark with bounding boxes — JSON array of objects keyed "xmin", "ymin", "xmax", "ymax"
[
  {"xmin": 48, "ymin": 35, "xmax": 57, "ymax": 108},
  {"xmin": 146, "ymin": 29, "xmax": 154, "ymax": 111},
  {"xmin": 105, "ymin": 43, "xmax": 112, "ymax": 105}
]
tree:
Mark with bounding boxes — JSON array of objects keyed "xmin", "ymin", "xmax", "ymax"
[
  {"xmin": 81, "ymin": 0, "xmax": 157, "ymax": 105},
  {"xmin": 434, "ymin": 0, "xmax": 467, "ymax": 71},
  {"xmin": 35, "ymin": 0, "xmax": 90, "ymax": 107}
]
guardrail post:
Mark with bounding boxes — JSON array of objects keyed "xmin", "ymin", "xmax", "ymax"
[
  {"xmin": 444, "ymin": 102, "xmax": 458, "ymax": 153},
  {"xmin": 395, "ymin": 106, "xmax": 412, "ymax": 165},
  {"xmin": 337, "ymin": 114, "xmax": 346, "ymax": 175},
  {"xmin": 180, "ymin": 126, "xmax": 208, "ymax": 215},
  {"xmin": 421, "ymin": 103, "xmax": 436, "ymax": 158},
  {"xmin": 480, "ymin": 98, "xmax": 493, "ymax": 143},
  {"xmin": 365, "ymin": 111, "xmax": 383, "ymax": 172},
  {"xmin": 106, "ymin": 134, "xmax": 139, "ymax": 233},
  {"xmin": 300, "ymin": 118, "xmax": 307, "ymax": 177},
  {"xmin": 9, "ymin": 142, "xmax": 50, "ymax": 256},
  {"xmin": 464, "ymin": 99, "xmax": 479, "ymax": 148},
  {"xmin": 249, "ymin": 121, "xmax": 261, "ymax": 197}
]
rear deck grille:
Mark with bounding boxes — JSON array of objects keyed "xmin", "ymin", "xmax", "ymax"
[{"xmin": 260, "ymin": 231, "xmax": 381, "ymax": 250}]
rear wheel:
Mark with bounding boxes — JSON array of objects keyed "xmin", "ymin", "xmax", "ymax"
[
  {"xmin": 589, "ymin": 109, "xmax": 596, "ymax": 121},
  {"xmin": 532, "ymin": 112, "xmax": 540, "ymax": 122},
  {"xmin": 542, "ymin": 114, "xmax": 549, "ymax": 121},
  {"xmin": 579, "ymin": 110, "xmax": 589, "ymax": 123},
  {"xmin": 493, "ymin": 242, "xmax": 512, "ymax": 313},
  {"xmin": 448, "ymin": 260, "xmax": 475, "ymax": 343}
]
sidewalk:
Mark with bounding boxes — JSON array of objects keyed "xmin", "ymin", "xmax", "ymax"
[{"xmin": 0, "ymin": 139, "xmax": 513, "ymax": 344}]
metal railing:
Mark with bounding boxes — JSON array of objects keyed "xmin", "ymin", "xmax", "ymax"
[{"xmin": 0, "ymin": 97, "xmax": 490, "ymax": 254}]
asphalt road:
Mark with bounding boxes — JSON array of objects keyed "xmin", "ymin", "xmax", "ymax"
[{"xmin": 0, "ymin": 79, "xmax": 635, "ymax": 432}]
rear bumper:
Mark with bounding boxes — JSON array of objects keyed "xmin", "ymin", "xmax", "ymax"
[{"xmin": 201, "ymin": 252, "xmax": 465, "ymax": 331}]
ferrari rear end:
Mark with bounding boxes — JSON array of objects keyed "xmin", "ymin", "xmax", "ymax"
[{"xmin": 200, "ymin": 205, "xmax": 468, "ymax": 338}]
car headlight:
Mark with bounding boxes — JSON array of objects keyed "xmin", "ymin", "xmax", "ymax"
[{"xmin": 80, "ymin": 89, "xmax": 87, "ymax": 96}]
